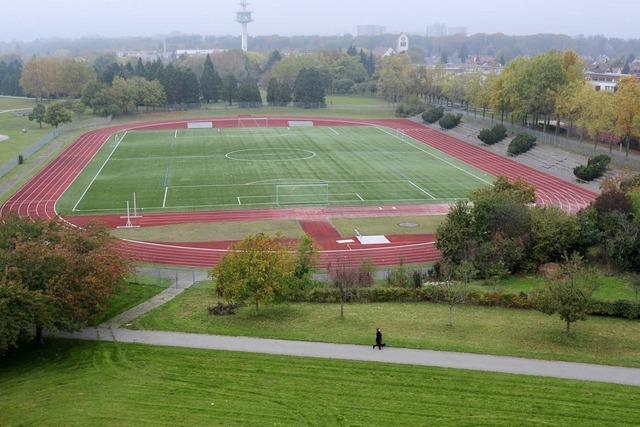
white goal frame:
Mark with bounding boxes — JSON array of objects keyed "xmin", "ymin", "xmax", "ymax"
[
  {"xmin": 238, "ymin": 117, "xmax": 269, "ymax": 128},
  {"xmin": 275, "ymin": 183, "xmax": 329, "ymax": 206}
]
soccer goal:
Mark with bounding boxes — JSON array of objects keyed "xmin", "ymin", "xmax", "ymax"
[{"xmin": 275, "ymin": 183, "xmax": 329, "ymax": 206}]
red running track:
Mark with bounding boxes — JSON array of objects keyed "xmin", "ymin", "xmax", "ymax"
[{"xmin": 0, "ymin": 116, "xmax": 597, "ymax": 268}]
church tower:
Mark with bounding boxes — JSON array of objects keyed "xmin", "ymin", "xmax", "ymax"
[{"xmin": 397, "ymin": 33, "xmax": 409, "ymax": 54}]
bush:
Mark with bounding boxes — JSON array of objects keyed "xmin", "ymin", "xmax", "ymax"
[
  {"xmin": 508, "ymin": 133, "xmax": 537, "ymax": 156},
  {"xmin": 422, "ymin": 106, "xmax": 445, "ymax": 124},
  {"xmin": 590, "ymin": 300, "xmax": 640, "ymax": 320},
  {"xmin": 208, "ymin": 303, "xmax": 240, "ymax": 316},
  {"xmin": 478, "ymin": 125, "xmax": 508, "ymax": 145},
  {"xmin": 395, "ymin": 96, "xmax": 427, "ymax": 118},
  {"xmin": 439, "ymin": 113, "xmax": 462, "ymax": 130},
  {"xmin": 574, "ymin": 155, "xmax": 611, "ymax": 181}
]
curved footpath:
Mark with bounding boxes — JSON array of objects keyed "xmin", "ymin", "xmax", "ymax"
[{"xmin": 1, "ymin": 116, "xmax": 598, "ymax": 267}]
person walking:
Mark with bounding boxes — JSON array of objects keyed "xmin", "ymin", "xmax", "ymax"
[{"xmin": 373, "ymin": 328, "xmax": 386, "ymax": 350}]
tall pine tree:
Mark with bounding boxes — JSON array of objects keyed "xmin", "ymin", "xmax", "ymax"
[
  {"xmin": 293, "ymin": 68, "xmax": 326, "ymax": 108},
  {"xmin": 237, "ymin": 76, "xmax": 262, "ymax": 108},
  {"xmin": 200, "ymin": 54, "xmax": 222, "ymax": 103}
]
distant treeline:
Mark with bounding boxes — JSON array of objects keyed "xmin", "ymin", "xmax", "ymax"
[{"xmin": 2, "ymin": 33, "xmax": 640, "ymax": 59}]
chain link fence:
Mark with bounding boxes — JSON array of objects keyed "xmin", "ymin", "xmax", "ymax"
[
  {"xmin": 130, "ymin": 267, "xmax": 210, "ymax": 290},
  {"xmin": 0, "ymin": 115, "xmax": 113, "ymax": 180}
]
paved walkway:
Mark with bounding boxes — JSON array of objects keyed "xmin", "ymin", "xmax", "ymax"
[
  {"xmin": 100, "ymin": 268, "xmax": 208, "ymax": 328},
  {"xmin": 61, "ymin": 327, "xmax": 640, "ymax": 387}
]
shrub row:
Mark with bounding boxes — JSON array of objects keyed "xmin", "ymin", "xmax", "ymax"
[
  {"xmin": 422, "ymin": 106, "xmax": 445, "ymax": 124},
  {"xmin": 508, "ymin": 133, "xmax": 537, "ymax": 156},
  {"xmin": 296, "ymin": 287, "xmax": 640, "ymax": 320},
  {"xmin": 439, "ymin": 113, "xmax": 463, "ymax": 130},
  {"xmin": 478, "ymin": 124, "xmax": 508, "ymax": 145},
  {"xmin": 395, "ymin": 96, "xmax": 427, "ymax": 118},
  {"xmin": 574, "ymin": 155, "xmax": 611, "ymax": 181}
]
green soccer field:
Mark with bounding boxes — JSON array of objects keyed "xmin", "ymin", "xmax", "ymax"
[{"xmin": 58, "ymin": 125, "xmax": 494, "ymax": 214}]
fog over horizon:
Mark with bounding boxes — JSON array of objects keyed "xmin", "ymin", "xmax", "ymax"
[{"xmin": 1, "ymin": 0, "xmax": 639, "ymax": 42}]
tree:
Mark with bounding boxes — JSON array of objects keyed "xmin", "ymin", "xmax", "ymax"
[
  {"xmin": 436, "ymin": 201, "xmax": 476, "ymax": 265},
  {"xmin": 628, "ymin": 274, "xmax": 640, "ymax": 300},
  {"xmin": 28, "ymin": 104, "xmax": 47, "ymax": 128},
  {"xmin": 293, "ymin": 235, "xmax": 318, "ymax": 284},
  {"xmin": 293, "ymin": 68, "xmax": 326, "ymax": 108},
  {"xmin": 221, "ymin": 74, "xmax": 238, "ymax": 105},
  {"xmin": 19, "ymin": 58, "xmax": 58, "ymax": 99},
  {"xmin": 529, "ymin": 206, "xmax": 580, "ymax": 265},
  {"xmin": 215, "ymin": 234, "xmax": 295, "ymax": 312},
  {"xmin": 0, "ymin": 215, "xmax": 130, "ymax": 350},
  {"xmin": 236, "ymin": 76, "xmax": 262, "ymax": 108},
  {"xmin": 438, "ymin": 263, "xmax": 467, "ymax": 327},
  {"xmin": 43, "ymin": 102, "xmax": 72, "ymax": 128},
  {"xmin": 614, "ymin": 76, "xmax": 640, "ymax": 157},
  {"xmin": 266, "ymin": 77, "xmax": 280, "ymax": 106},
  {"xmin": 200, "ymin": 54, "xmax": 222, "ymax": 103},
  {"xmin": 535, "ymin": 254, "xmax": 598, "ymax": 335},
  {"xmin": 328, "ymin": 258, "xmax": 359, "ymax": 318}
]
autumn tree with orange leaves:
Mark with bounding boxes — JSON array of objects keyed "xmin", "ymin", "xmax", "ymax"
[{"xmin": 0, "ymin": 214, "xmax": 130, "ymax": 354}]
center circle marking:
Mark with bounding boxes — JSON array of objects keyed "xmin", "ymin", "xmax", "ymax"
[{"xmin": 225, "ymin": 148, "xmax": 316, "ymax": 162}]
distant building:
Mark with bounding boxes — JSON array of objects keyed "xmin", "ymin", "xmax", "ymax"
[
  {"xmin": 116, "ymin": 51, "xmax": 161, "ymax": 61},
  {"xmin": 175, "ymin": 49, "xmax": 228, "ymax": 56},
  {"xmin": 379, "ymin": 33, "xmax": 410, "ymax": 57},
  {"xmin": 448, "ymin": 27, "xmax": 468, "ymax": 36},
  {"xmin": 426, "ymin": 23, "xmax": 447, "ymax": 38},
  {"xmin": 357, "ymin": 25, "xmax": 386, "ymax": 37},
  {"xmin": 586, "ymin": 72, "xmax": 627, "ymax": 92}
]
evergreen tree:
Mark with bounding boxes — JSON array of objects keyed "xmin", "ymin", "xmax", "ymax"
[
  {"xmin": 123, "ymin": 62, "xmax": 135, "ymax": 79},
  {"xmin": 181, "ymin": 68, "xmax": 201, "ymax": 104},
  {"xmin": 135, "ymin": 58, "xmax": 146, "ymax": 77},
  {"xmin": 221, "ymin": 74, "xmax": 238, "ymax": 105},
  {"xmin": 237, "ymin": 76, "xmax": 262, "ymax": 108},
  {"xmin": 293, "ymin": 68, "xmax": 326, "ymax": 108},
  {"xmin": 200, "ymin": 54, "xmax": 222, "ymax": 103},
  {"xmin": 459, "ymin": 44, "xmax": 469, "ymax": 63},
  {"xmin": 278, "ymin": 80, "xmax": 292, "ymax": 106},
  {"xmin": 347, "ymin": 45, "xmax": 358, "ymax": 56},
  {"xmin": 146, "ymin": 59, "xmax": 164, "ymax": 81},
  {"xmin": 28, "ymin": 104, "xmax": 46, "ymax": 128},
  {"xmin": 266, "ymin": 78, "xmax": 279, "ymax": 106},
  {"xmin": 366, "ymin": 52, "xmax": 376, "ymax": 77}
]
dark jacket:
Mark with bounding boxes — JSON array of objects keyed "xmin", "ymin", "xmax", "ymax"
[{"xmin": 376, "ymin": 330, "xmax": 382, "ymax": 343}]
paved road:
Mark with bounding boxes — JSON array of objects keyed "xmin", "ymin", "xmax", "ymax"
[{"xmin": 60, "ymin": 327, "xmax": 640, "ymax": 387}]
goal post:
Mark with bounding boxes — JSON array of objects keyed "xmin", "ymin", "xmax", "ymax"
[{"xmin": 275, "ymin": 183, "xmax": 329, "ymax": 206}]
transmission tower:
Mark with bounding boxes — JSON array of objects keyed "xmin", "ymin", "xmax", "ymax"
[{"xmin": 236, "ymin": 1, "xmax": 253, "ymax": 52}]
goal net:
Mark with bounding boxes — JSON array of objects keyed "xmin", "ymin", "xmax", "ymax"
[{"xmin": 276, "ymin": 183, "xmax": 329, "ymax": 206}]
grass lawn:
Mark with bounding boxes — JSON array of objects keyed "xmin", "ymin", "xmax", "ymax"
[
  {"xmin": 56, "ymin": 125, "xmax": 492, "ymax": 215},
  {"xmin": 0, "ymin": 340, "xmax": 638, "ymax": 426},
  {"xmin": 90, "ymin": 278, "xmax": 170, "ymax": 326},
  {"xmin": 0, "ymin": 99, "xmax": 52, "ymax": 165},
  {"xmin": 474, "ymin": 274, "xmax": 638, "ymax": 302},
  {"xmin": 131, "ymin": 288, "xmax": 640, "ymax": 368},
  {"xmin": 332, "ymin": 215, "xmax": 445, "ymax": 237},
  {"xmin": 112, "ymin": 219, "xmax": 304, "ymax": 242}
]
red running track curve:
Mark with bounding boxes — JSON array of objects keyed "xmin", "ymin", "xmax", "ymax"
[{"xmin": 0, "ymin": 116, "xmax": 597, "ymax": 268}]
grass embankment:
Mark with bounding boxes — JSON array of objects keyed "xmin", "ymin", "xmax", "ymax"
[
  {"xmin": 0, "ymin": 340, "xmax": 637, "ymax": 426},
  {"xmin": 132, "ymin": 287, "xmax": 640, "ymax": 368},
  {"xmin": 332, "ymin": 215, "xmax": 445, "ymax": 237},
  {"xmin": 0, "ymin": 97, "xmax": 50, "ymax": 165},
  {"xmin": 112, "ymin": 219, "xmax": 304, "ymax": 242}
]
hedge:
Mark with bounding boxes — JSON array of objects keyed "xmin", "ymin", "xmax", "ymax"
[
  {"xmin": 574, "ymin": 155, "xmax": 611, "ymax": 181},
  {"xmin": 422, "ymin": 106, "xmax": 445, "ymax": 124},
  {"xmin": 395, "ymin": 96, "xmax": 427, "ymax": 118},
  {"xmin": 294, "ymin": 287, "xmax": 640, "ymax": 320},
  {"xmin": 508, "ymin": 133, "xmax": 537, "ymax": 156},
  {"xmin": 478, "ymin": 124, "xmax": 508, "ymax": 145},
  {"xmin": 439, "ymin": 113, "xmax": 463, "ymax": 130}
]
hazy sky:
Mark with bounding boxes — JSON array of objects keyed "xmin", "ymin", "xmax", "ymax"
[{"xmin": 1, "ymin": 0, "xmax": 639, "ymax": 41}]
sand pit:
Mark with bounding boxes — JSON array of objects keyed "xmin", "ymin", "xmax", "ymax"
[{"xmin": 0, "ymin": 135, "xmax": 9, "ymax": 142}]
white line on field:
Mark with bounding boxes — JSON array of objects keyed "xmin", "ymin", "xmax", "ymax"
[
  {"xmin": 163, "ymin": 186, "xmax": 169, "ymax": 208},
  {"xmin": 237, "ymin": 197, "xmax": 242, "ymax": 206},
  {"xmin": 174, "ymin": 129, "xmax": 178, "ymax": 138},
  {"xmin": 376, "ymin": 127, "xmax": 494, "ymax": 186},
  {"xmin": 329, "ymin": 127, "xmax": 340, "ymax": 135},
  {"xmin": 356, "ymin": 193, "xmax": 364, "ymax": 201},
  {"xmin": 72, "ymin": 131, "xmax": 128, "ymax": 212},
  {"xmin": 407, "ymin": 180, "xmax": 436, "ymax": 200}
]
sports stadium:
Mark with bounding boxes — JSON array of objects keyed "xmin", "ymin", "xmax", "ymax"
[{"xmin": 1, "ymin": 116, "xmax": 598, "ymax": 267}]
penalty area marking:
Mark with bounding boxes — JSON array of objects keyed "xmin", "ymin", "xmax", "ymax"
[
  {"xmin": 72, "ymin": 131, "xmax": 127, "ymax": 212},
  {"xmin": 328, "ymin": 127, "xmax": 340, "ymax": 136}
]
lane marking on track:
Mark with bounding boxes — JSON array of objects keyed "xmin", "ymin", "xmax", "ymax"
[
  {"xmin": 377, "ymin": 126, "xmax": 494, "ymax": 186},
  {"xmin": 407, "ymin": 180, "xmax": 436, "ymax": 200},
  {"xmin": 72, "ymin": 131, "xmax": 127, "ymax": 212}
]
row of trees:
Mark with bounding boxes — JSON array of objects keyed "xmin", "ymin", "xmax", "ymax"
[
  {"xmin": 0, "ymin": 59, "xmax": 22, "ymax": 96},
  {"xmin": 0, "ymin": 215, "xmax": 129, "ymax": 355},
  {"xmin": 20, "ymin": 57, "xmax": 96, "ymax": 99}
]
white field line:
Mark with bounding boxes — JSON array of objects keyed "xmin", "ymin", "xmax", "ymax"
[
  {"xmin": 356, "ymin": 193, "xmax": 364, "ymax": 201},
  {"xmin": 72, "ymin": 131, "xmax": 127, "ymax": 212},
  {"xmin": 376, "ymin": 127, "xmax": 494, "ymax": 186},
  {"xmin": 237, "ymin": 197, "xmax": 242, "ymax": 206},
  {"xmin": 72, "ymin": 197, "xmax": 470, "ymax": 213},
  {"xmin": 163, "ymin": 186, "xmax": 169, "ymax": 208},
  {"xmin": 407, "ymin": 180, "xmax": 436, "ymax": 200},
  {"xmin": 329, "ymin": 127, "xmax": 340, "ymax": 135},
  {"xmin": 174, "ymin": 129, "xmax": 178, "ymax": 138}
]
